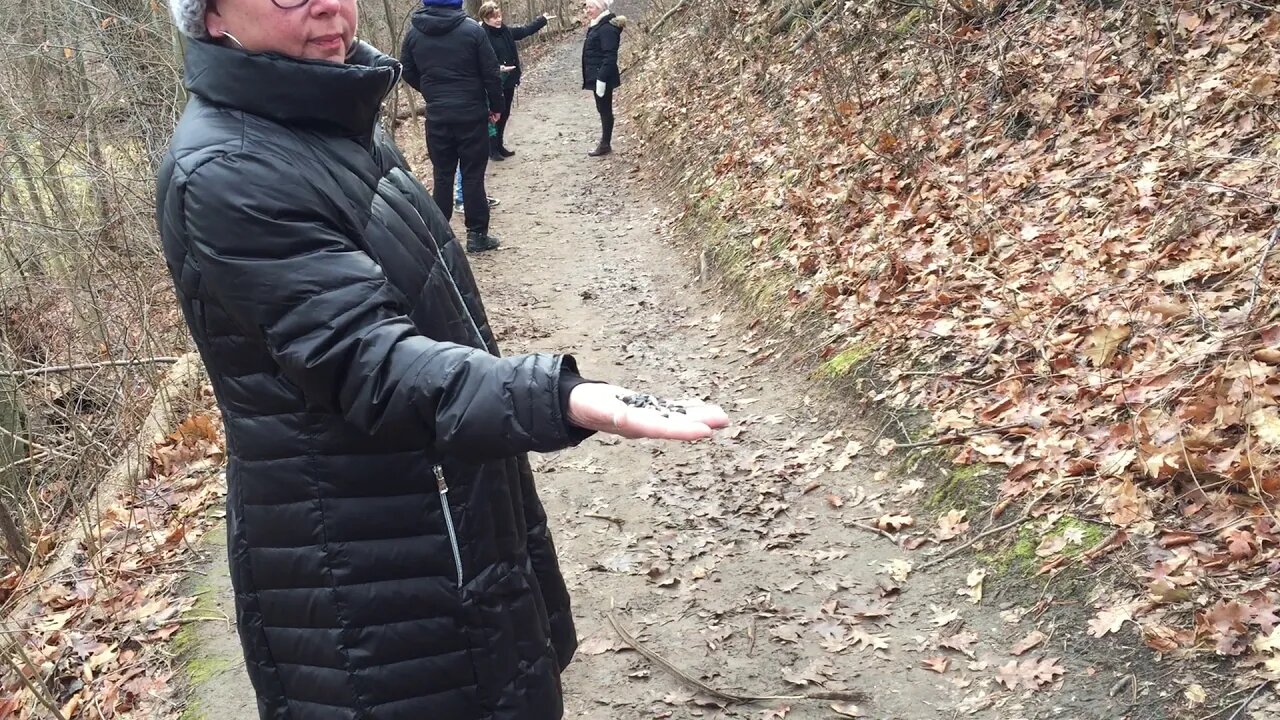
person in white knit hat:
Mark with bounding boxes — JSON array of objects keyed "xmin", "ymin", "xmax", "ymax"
[
  {"xmin": 581, "ymin": 0, "xmax": 626, "ymax": 156},
  {"xmin": 156, "ymin": 3, "xmax": 730, "ymax": 719}
]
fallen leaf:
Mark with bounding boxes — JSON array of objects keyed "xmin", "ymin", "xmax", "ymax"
[
  {"xmin": 1184, "ymin": 684, "xmax": 1207, "ymax": 706},
  {"xmin": 1088, "ymin": 605, "xmax": 1133, "ymax": 638},
  {"xmin": 1010, "ymin": 630, "xmax": 1047, "ymax": 656},
  {"xmin": 941, "ymin": 630, "xmax": 979, "ymax": 658},
  {"xmin": 958, "ymin": 567, "xmax": 986, "ymax": 605},
  {"xmin": 931, "ymin": 606, "xmax": 961, "ymax": 626},
  {"xmin": 881, "ymin": 559, "xmax": 913, "ymax": 582},
  {"xmin": 878, "ymin": 514, "xmax": 914, "ymax": 532},
  {"xmin": 996, "ymin": 656, "xmax": 1066, "ymax": 691},
  {"xmin": 923, "ymin": 656, "xmax": 951, "ymax": 673},
  {"xmin": 830, "ymin": 703, "xmax": 864, "ymax": 718},
  {"xmin": 1083, "ymin": 324, "xmax": 1130, "ymax": 367},
  {"xmin": 936, "ymin": 509, "xmax": 970, "ymax": 541},
  {"xmin": 1036, "ymin": 535, "xmax": 1068, "ymax": 557},
  {"xmin": 577, "ymin": 635, "xmax": 620, "ymax": 656},
  {"xmin": 1249, "ymin": 408, "xmax": 1280, "ymax": 447}
]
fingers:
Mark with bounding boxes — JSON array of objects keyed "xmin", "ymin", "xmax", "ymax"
[
  {"xmin": 681, "ymin": 404, "xmax": 730, "ymax": 429},
  {"xmin": 616, "ymin": 407, "xmax": 716, "ymax": 441}
]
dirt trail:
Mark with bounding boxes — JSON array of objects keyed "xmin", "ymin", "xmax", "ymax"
[{"xmin": 180, "ymin": 34, "xmax": 1188, "ymax": 720}]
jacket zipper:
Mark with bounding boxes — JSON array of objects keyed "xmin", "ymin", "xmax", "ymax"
[{"xmin": 434, "ymin": 465, "xmax": 464, "ymax": 588}]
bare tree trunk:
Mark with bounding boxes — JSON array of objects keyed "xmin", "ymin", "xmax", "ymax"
[
  {"xmin": 0, "ymin": 344, "xmax": 33, "ymax": 568},
  {"xmin": 0, "ymin": 499, "xmax": 31, "ymax": 568}
]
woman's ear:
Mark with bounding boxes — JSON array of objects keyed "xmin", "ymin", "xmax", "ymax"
[{"xmin": 205, "ymin": 0, "xmax": 227, "ymax": 38}]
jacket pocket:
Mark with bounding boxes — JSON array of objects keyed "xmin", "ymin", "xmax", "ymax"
[{"xmin": 434, "ymin": 465, "xmax": 464, "ymax": 588}]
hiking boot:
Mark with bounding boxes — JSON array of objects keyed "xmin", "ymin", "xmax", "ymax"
[
  {"xmin": 499, "ymin": 146, "xmax": 516, "ymax": 157},
  {"xmin": 466, "ymin": 231, "xmax": 501, "ymax": 253},
  {"xmin": 489, "ymin": 149, "xmax": 506, "ymax": 161},
  {"xmin": 588, "ymin": 142, "xmax": 612, "ymax": 157}
]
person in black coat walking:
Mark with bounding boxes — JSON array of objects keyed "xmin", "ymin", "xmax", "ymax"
[
  {"xmin": 159, "ymin": 1, "xmax": 730, "ymax": 719},
  {"xmin": 479, "ymin": 1, "xmax": 553, "ymax": 159},
  {"xmin": 582, "ymin": 0, "xmax": 625, "ymax": 156},
  {"xmin": 401, "ymin": 0, "xmax": 505, "ymax": 251}
]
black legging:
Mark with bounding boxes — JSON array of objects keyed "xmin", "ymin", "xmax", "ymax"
[
  {"xmin": 494, "ymin": 85, "xmax": 517, "ymax": 148},
  {"xmin": 594, "ymin": 86, "xmax": 614, "ymax": 145}
]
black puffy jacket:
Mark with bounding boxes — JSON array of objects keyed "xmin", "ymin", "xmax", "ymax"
[
  {"xmin": 401, "ymin": 7, "xmax": 504, "ymax": 124},
  {"xmin": 582, "ymin": 12, "xmax": 624, "ymax": 90},
  {"xmin": 157, "ymin": 38, "xmax": 584, "ymax": 720},
  {"xmin": 484, "ymin": 16, "xmax": 547, "ymax": 89}
]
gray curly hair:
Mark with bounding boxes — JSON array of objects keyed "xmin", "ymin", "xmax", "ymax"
[{"xmin": 169, "ymin": 0, "xmax": 211, "ymax": 38}]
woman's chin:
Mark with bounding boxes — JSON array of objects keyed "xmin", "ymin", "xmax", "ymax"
[{"xmin": 304, "ymin": 48, "xmax": 347, "ymax": 63}]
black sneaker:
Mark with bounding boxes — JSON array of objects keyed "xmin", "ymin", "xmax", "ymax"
[
  {"xmin": 588, "ymin": 142, "xmax": 613, "ymax": 157},
  {"xmin": 466, "ymin": 231, "xmax": 501, "ymax": 253},
  {"xmin": 490, "ymin": 150, "xmax": 506, "ymax": 161},
  {"xmin": 487, "ymin": 197, "xmax": 500, "ymax": 208},
  {"xmin": 499, "ymin": 146, "xmax": 516, "ymax": 157}
]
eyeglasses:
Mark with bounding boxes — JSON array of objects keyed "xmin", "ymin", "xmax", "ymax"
[{"xmin": 271, "ymin": 0, "xmax": 310, "ymax": 8}]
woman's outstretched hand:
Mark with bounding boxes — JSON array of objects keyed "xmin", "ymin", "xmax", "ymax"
[{"xmin": 567, "ymin": 383, "xmax": 730, "ymax": 441}]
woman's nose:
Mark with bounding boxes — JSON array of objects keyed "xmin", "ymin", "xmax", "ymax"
[{"xmin": 309, "ymin": 0, "xmax": 343, "ymax": 16}]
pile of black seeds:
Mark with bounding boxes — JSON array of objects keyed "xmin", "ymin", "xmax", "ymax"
[{"xmin": 618, "ymin": 392, "xmax": 688, "ymax": 417}]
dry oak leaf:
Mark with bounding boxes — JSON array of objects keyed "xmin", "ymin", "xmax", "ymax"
[
  {"xmin": 1088, "ymin": 604, "xmax": 1134, "ymax": 638},
  {"xmin": 936, "ymin": 509, "xmax": 970, "ymax": 541},
  {"xmin": 1011, "ymin": 630, "xmax": 1048, "ymax": 656},
  {"xmin": 922, "ymin": 656, "xmax": 951, "ymax": 674},
  {"xmin": 995, "ymin": 657, "xmax": 1066, "ymax": 691},
  {"xmin": 1036, "ymin": 535, "xmax": 1068, "ymax": 558},
  {"xmin": 1083, "ymin": 324, "xmax": 1130, "ymax": 367},
  {"xmin": 830, "ymin": 703, "xmax": 865, "ymax": 718},
  {"xmin": 878, "ymin": 514, "xmax": 915, "ymax": 532},
  {"xmin": 1226, "ymin": 529, "xmax": 1257, "ymax": 561},
  {"xmin": 1102, "ymin": 480, "xmax": 1150, "ymax": 526},
  {"xmin": 941, "ymin": 630, "xmax": 980, "ymax": 658},
  {"xmin": 1249, "ymin": 408, "xmax": 1280, "ymax": 448}
]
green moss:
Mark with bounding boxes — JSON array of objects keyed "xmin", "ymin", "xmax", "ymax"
[
  {"xmin": 926, "ymin": 462, "xmax": 995, "ymax": 512},
  {"xmin": 684, "ymin": 185, "xmax": 798, "ymax": 315},
  {"xmin": 894, "ymin": 6, "xmax": 927, "ymax": 34},
  {"xmin": 985, "ymin": 514, "xmax": 1108, "ymax": 574},
  {"xmin": 183, "ymin": 655, "xmax": 232, "ymax": 685},
  {"xmin": 820, "ymin": 346, "xmax": 873, "ymax": 378},
  {"xmin": 172, "ymin": 527, "xmax": 230, "ymax": 717}
]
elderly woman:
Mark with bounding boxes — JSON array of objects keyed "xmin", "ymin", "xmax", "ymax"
[
  {"xmin": 581, "ymin": 0, "xmax": 625, "ymax": 156},
  {"xmin": 157, "ymin": 1, "xmax": 728, "ymax": 719},
  {"xmin": 479, "ymin": 1, "xmax": 554, "ymax": 159}
]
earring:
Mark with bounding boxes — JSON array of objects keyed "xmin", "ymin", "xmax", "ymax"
[{"xmin": 221, "ymin": 31, "xmax": 245, "ymax": 49}]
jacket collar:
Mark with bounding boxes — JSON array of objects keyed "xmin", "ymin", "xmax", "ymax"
[
  {"xmin": 590, "ymin": 11, "xmax": 613, "ymax": 27},
  {"xmin": 183, "ymin": 38, "xmax": 400, "ymax": 139}
]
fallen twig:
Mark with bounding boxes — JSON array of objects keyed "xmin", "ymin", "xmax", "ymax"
[
  {"xmin": 1081, "ymin": 528, "xmax": 1128, "ymax": 563},
  {"xmin": 1248, "ymin": 225, "xmax": 1280, "ymax": 319},
  {"xmin": 1228, "ymin": 681, "xmax": 1272, "ymax": 720},
  {"xmin": 607, "ymin": 613, "xmax": 866, "ymax": 705},
  {"xmin": 0, "ymin": 356, "xmax": 182, "ymax": 379},
  {"xmin": 0, "ymin": 642, "xmax": 68, "ymax": 720},
  {"xmin": 918, "ymin": 488, "xmax": 1055, "ymax": 571},
  {"xmin": 850, "ymin": 521, "xmax": 898, "ymax": 544},
  {"xmin": 892, "ymin": 423, "xmax": 1026, "ymax": 451},
  {"xmin": 584, "ymin": 512, "xmax": 625, "ymax": 528}
]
